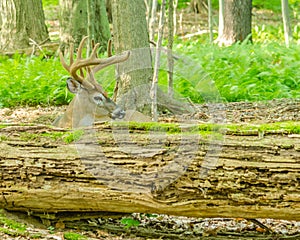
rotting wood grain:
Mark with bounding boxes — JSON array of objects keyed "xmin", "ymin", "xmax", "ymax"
[{"xmin": 0, "ymin": 123, "xmax": 299, "ymax": 221}]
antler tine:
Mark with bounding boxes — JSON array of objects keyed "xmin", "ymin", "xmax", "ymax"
[
  {"xmin": 60, "ymin": 36, "xmax": 130, "ymax": 90},
  {"xmin": 70, "ymin": 44, "xmax": 74, "ymax": 66},
  {"xmin": 68, "ymin": 37, "xmax": 100, "ymax": 84},
  {"xmin": 76, "ymin": 36, "xmax": 89, "ymax": 60},
  {"xmin": 90, "ymin": 42, "xmax": 101, "ymax": 59},
  {"xmin": 90, "ymin": 51, "xmax": 130, "ymax": 76},
  {"xmin": 59, "ymin": 43, "xmax": 74, "ymax": 73},
  {"xmin": 107, "ymin": 39, "xmax": 112, "ymax": 57}
]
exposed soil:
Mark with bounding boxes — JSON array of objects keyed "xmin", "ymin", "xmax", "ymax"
[{"xmin": 1, "ymin": 98, "xmax": 299, "ymax": 125}]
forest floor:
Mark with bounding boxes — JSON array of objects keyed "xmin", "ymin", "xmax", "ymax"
[{"xmin": 0, "ymin": 98, "xmax": 300, "ymax": 239}]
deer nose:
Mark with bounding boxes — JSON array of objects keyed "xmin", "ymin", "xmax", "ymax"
[{"xmin": 111, "ymin": 108, "xmax": 125, "ymax": 119}]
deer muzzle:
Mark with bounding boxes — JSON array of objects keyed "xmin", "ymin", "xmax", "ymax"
[{"xmin": 110, "ymin": 106, "xmax": 126, "ymax": 120}]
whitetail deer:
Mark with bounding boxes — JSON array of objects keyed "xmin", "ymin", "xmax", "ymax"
[{"xmin": 53, "ymin": 36, "xmax": 130, "ymax": 128}]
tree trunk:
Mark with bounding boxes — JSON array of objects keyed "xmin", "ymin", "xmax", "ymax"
[
  {"xmin": 218, "ymin": 0, "xmax": 224, "ymax": 39},
  {"xmin": 95, "ymin": 0, "xmax": 111, "ymax": 50},
  {"xmin": 111, "ymin": 0, "xmax": 153, "ymax": 114},
  {"xmin": 149, "ymin": 0, "xmax": 158, "ymax": 43},
  {"xmin": 208, "ymin": 0, "xmax": 213, "ymax": 43},
  {"xmin": 167, "ymin": 0, "xmax": 175, "ymax": 97},
  {"xmin": 190, "ymin": 0, "xmax": 207, "ymax": 14},
  {"xmin": 281, "ymin": 0, "xmax": 292, "ymax": 47},
  {"xmin": 0, "ymin": 0, "xmax": 49, "ymax": 51},
  {"xmin": 105, "ymin": 0, "xmax": 112, "ymax": 23},
  {"xmin": 59, "ymin": 0, "xmax": 110, "ymax": 53},
  {"xmin": 217, "ymin": 0, "xmax": 252, "ymax": 46},
  {"xmin": 0, "ymin": 123, "xmax": 299, "ymax": 221},
  {"xmin": 111, "ymin": 0, "xmax": 193, "ymax": 116},
  {"xmin": 151, "ymin": 0, "xmax": 166, "ymax": 121}
]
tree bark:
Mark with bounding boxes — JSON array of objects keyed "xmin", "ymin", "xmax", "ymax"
[
  {"xmin": 105, "ymin": 0, "xmax": 112, "ymax": 23},
  {"xmin": 59, "ymin": 0, "xmax": 110, "ymax": 53},
  {"xmin": 0, "ymin": 123, "xmax": 299, "ymax": 221},
  {"xmin": 149, "ymin": 0, "xmax": 158, "ymax": 43},
  {"xmin": 281, "ymin": 0, "xmax": 292, "ymax": 47},
  {"xmin": 218, "ymin": 0, "xmax": 224, "ymax": 39},
  {"xmin": 151, "ymin": 0, "xmax": 166, "ymax": 121},
  {"xmin": 217, "ymin": 0, "xmax": 252, "ymax": 46},
  {"xmin": 111, "ymin": 0, "xmax": 193, "ymax": 116},
  {"xmin": 167, "ymin": 0, "xmax": 175, "ymax": 98},
  {"xmin": 0, "ymin": 0, "xmax": 49, "ymax": 51},
  {"xmin": 111, "ymin": 0, "xmax": 153, "ymax": 114},
  {"xmin": 208, "ymin": 0, "xmax": 213, "ymax": 43},
  {"xmin": 190, "ymin": 0, "xmax": 207, "ymax": 14}
]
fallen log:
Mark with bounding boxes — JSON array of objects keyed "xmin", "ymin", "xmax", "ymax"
[
  {"xmin": 0, "ymin": 42, "xmax": 59, "ymax": 57},
  {"xmin": 0, "ymin": 121, "xmax": 299, "ymax": 221}
]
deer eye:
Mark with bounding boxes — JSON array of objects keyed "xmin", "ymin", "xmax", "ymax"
[
  {"xmin": 93, "ymin": 94, "xmax": 106, "ymax": 106},
  {"xmin": 94, "ymin": 96, "xmax": 103, "ymax": 101}
]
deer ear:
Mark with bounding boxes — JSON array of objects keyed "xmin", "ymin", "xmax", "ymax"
[{"xmin": 66, "ymin": 77, "xmax": 81, "ymax": 93}]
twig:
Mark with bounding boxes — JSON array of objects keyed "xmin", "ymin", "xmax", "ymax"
[
  {"xmin": 247, "ymin": 218, "xmax": 274, "ymax": 234},
  {"xmin": 151, "ymin": 0, "xmax": 166, "ymax": 121},
  {"xmin": 29, "ymin": 37, "xmax": 50, "ymax": 58}
]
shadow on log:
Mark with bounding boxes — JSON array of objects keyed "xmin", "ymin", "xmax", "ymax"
[{"xmin": 0, "ymin": 122, "xmax": 299, "ymax": 221}]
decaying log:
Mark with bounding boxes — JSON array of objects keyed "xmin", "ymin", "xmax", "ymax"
[
  {"xmin": 0, "ymin": 122, "xmax": 299, "ymax": 221},
  {"xmin": 0, "ymin": 43, "xmax": 59, "ymax": 57}
]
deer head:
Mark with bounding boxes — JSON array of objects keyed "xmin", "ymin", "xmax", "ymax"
[{"xmin": 53, "ymin": 36, "xmax": 130, "ymax": 128}]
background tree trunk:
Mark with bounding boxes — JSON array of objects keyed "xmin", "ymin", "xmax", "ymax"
[
  {"xmin": 217, "ymin": 0, "xmax": 252, "ymax": 46},
  {"xmin": 167, "ymin": 0, "xmax": 175, "ymax": 98},
  {"xmin": 149, "ymin": 0, "xmax": 158, "ymax": 43},
  {"xmin": 105, "ymin": 0, "xmax": 112, "ymax": 23},
  {"xmin": 281, "ymin": 0, "xmax": 292, "ymax": 47},
  {"xmin": 190, "ymin": 0, "xmax": 207, "ymax": 14},
  {"xmin": 0, "ymin": 0, "xmax": 49, "ymax": 51},
  {"xmin": 217, "ymin": 0, "xmax": 224, "ymax": 40},
  {"xmin": 0, "ymin": 123, "xmax": 299, "ymax": 221},
  {"xmin": 59, "ymin": 0, "xmax": 110, "ymax": 53},
  {"xmin": 111, "ymin": 0, "xmax": 153, "ymax": 114},
  {"xmin": 151, "ymin": 0, "xmax": 166, "ymax": 121},
  {"xmin": 208, "ymin": 0, "xmax": 213, "ymax": 43},
  {"xmin": 111, "ymin": 0, "xmax": 193, "ymax": 115}
]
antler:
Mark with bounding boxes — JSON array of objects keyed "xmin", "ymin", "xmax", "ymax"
[{"xmin": 59, "ymin": 36, "xmax": 130, "ymax": 88}]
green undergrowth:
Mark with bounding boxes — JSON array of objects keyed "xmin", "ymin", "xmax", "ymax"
[
  {"xmin": 42, "ymin": 0, "xmax": 58, "ymax": 7},
  {"xmin": 0, "ymin": 210, "xmax": 27, "ymax": 238},
  {"xmin": 64, "ymin": 231, "xmax": 87, "ymax": 240},
  {"xmin": 0, "ymin": 54, "xmax": 70, "ymax": 108},
  {"xmin": 0, "ymin": 0, "xmax": 297, "ymax": 108},
  {"xmin": 1, "ymin": 41, "xmax": 299, "ymax": 108},
  {"xmin": 0, "ymin": 209, "xmax": 86, "ymax": 239},
  {"xmin": 172, "ymin": 41, "xmax": 300, "ymax": 103}
]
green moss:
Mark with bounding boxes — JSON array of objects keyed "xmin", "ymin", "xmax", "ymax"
[
  {"xmin": 258, "ymin": 121, "xmax": 300, "ymax": 134},
  {"xmin": 111, "ymin": 121, "xmax": 300, "ymax": 135},
  {"xmin": 225, "ymin": 121, "xmax": 300, "ymax": 134},
  {"xmin": 62, "ymin": 130, "xmax": 84, "ymax": 144},
  {"xmin": 64, "ymin": 232, "xmax": 87, "ymax": 240},
  {"xmin": 113, "ymin": 121, "xmax": 217, "ymax": 134},
  {"xmin": 20, "ymin": 132, "xmax": 41, "ymax": 141},
  {"xmin": 42, "ymin": 132, "xmax": 66, "ymax": 141},
  {"xmin": 18, "ymin": 130, "xmax": 84, "ymax": 144},
  {"xmin": 128, "ymin": 122, "xmax": 182, "ymax": 133},
  {"xmin": 0, "ymin": 135, "xmax": 8, "ymax": 141}
]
